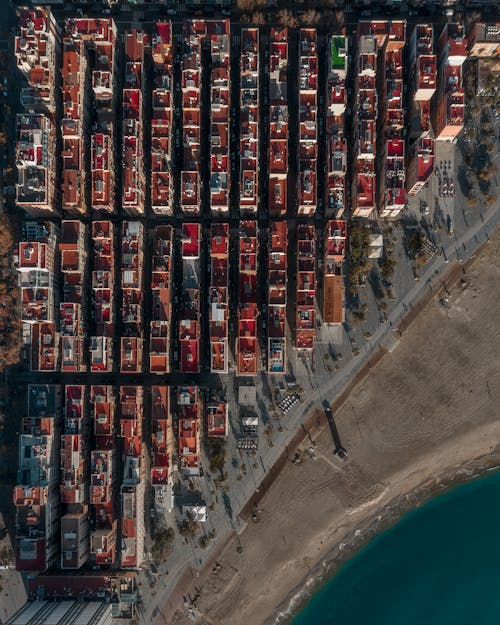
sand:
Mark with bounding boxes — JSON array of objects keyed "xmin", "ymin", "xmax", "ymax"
[{"xmin": 161, "ymin": 230, "xmax": 500, "ymax": 625}]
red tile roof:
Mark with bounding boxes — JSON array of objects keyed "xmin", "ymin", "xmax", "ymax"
[
  {"xmin": 240, "ymin": 28, "xmax": 259, "ymax": 214},
  {"xmin": 182, "ymin": 223, "xmax": 200, "ymax": 258},
  {"xmin": 296, "ymin": 225, "xmax": 316, "ymax": 352},
  {"xmin": 237, "ymin": 221, "xmax": 258, "ymax": 374},
  {"xmin": 268, "ymin": 222, "xmax": 287, "ymax": 373},
  {"xmin": 176, "ymin": 387, "xmax": 201, "ymax": 475},
  {"xmin": 207, "ymin": 401, "xmax": 228, "ymax": 437},
  {"xmin": 210, "ymin": 223, "xmax": 229, "ymax": 373}
]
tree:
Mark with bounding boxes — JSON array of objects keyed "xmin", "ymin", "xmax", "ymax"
[
  {"xmin": 178, "ymin": 518, "xmax": 200, "ymax": 538},
  {"xmin": 278, "ymin": 9, "xmax": 298, "ymax": 28},
  {"xmin": 251, "ymin": 12, "xmax": 266, "ymax": 25},
  {"xmin": 237, "ymin": 0, "xmax": 266, "ymax": 9},
  {"xmin": 210, "ymin": 451, "xmax": 225, "ymax": 473},
  {"xmin": 407, "ymin": 230, "xmax": 423, "ymax": 259},
  {"xmin": 151, "ymin": 527, "xmax": 175, "ymax": 564},
  {"xmin": 0, "ymin": 214, "xmax": 22, "ymax": 372},
  {"xmin": 349, "ymin": 226, "xmax": 370, "ymax": 262},
  {"xmin": 478, "ymin": 163, "xmax": 497, "ymax": 181},
  {"xmin": 205, "ymin": 438, "xmax": 226, "ymax": 475},
  {"xmin": 379, "ymin": 255, "xmax": 395, "ymax": 281},
  {"xmin": 351, "ymin": 309, "xmax": 366, "ymax": 323},
  {"xmin": 198, "ymin": 534, "xmax": 210, "ymax": 549},
  {"xmin": 300, "ymin": 10, "xmax": 321, "ymax": 25}
]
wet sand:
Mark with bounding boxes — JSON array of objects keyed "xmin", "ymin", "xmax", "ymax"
[{"xmin": 161, "ymin": 230, "xmax": 500, "ymax": 625}]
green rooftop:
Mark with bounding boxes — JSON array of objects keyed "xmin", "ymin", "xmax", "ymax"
[{"xmin": 331, "ymin": 37, "xmax": 346, "ymax": 70}]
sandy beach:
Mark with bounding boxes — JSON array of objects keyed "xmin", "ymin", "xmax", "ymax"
[{"xmin": 160, "ymin": 229, "xmax": 500, "ymax": 625}]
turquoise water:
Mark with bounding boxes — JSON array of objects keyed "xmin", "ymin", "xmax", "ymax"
[{"xmin": 291, "ymin": 470, "xmax": 500, "ymax": 625}]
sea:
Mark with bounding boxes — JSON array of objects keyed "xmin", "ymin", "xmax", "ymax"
[{"xmin": 291, "ymin": 469, "xmax": 500, "ymax": 625}]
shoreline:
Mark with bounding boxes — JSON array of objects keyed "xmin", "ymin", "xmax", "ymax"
[
  {"xmin": 240, "ymin": 251, "xmax": 479, "ymax": 525},
  {"xmin": 268, "ymin": 452, "xmax": 500, "ymax": 625},
  {"xmin": 163, "ymin": 227, "xmax": 500, "ymax": 625}
]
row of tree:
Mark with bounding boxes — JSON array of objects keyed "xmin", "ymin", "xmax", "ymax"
[{"xmin": 0, "ymin": 215, "xmax": 22, "ymax": 372}]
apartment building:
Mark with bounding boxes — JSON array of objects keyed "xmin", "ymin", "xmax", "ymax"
[
  {"xmin": 240, "ymin": 28, "xmax": 259, "ymax": 215},
  {"xmin": 15, "ymin": 7, "xmax": 60, "ymax": 112},
  {"xmin": 91, "ymin": 111, "xmax": 115, "ymax": 212},
  {"xmin": 15, "ymin": 8, "xmax": 59, "ymax": 217},
  {"xmin": 468, "ymin": 23, "xmax": 500, "ymax": 58},
  {"xmin": 122, "ymin": 30, "xmax": 146, "ymax": 215},
  {"xmin": 13, "ymin": 385, "xmax": 62, "ymax": 571},
  {"xmin": 17, "ymin": 223, "xmax": 58, "ymax": 321},
  {"xmin": 407, "ymin": 24, "xmax": 437, "ymax": 197},
  {"xmin": 111, "ymin": 576, "xmax": 139, "ymax": 621},
  {"xmin": 206, "ymin": 396, "xmax": 228, "ymax": 437},
  {"xmin": 237, "ymin": 220, "xmax": 258, "ymax": 376},
  {"xmin": 60, "ymin": 385, "xmax": 90, "ymax": 570},
  {"xmin": 60, "ymin": 511, "xmax": 90, "ymax": 570},
  {"xmin": 268, "ymin": 221, "xmax": 287, "ymax": 374},
  {"xmin": 326, "ymin": 36, "xmax": 348, "ymax": 217},
  {"xmin": 15, "ymin": 113, "xmax": 57, "ymax": 217},
  {"xmin": 209, "ymin": 20, "xmax": 231, "ymax": 214},
  {"xmin": 209, "ymin": 223, "xmax": 229, "ymax": 374},
  {"xmin": 179, "ymin": 223, "xmax": 201, "ymax": 374},
  {"xmin": 412, "ymin": 25, "xmax": 437, "ymax": 102},
  {"xmin": 89, "ymin": 385, "xmax": 117, "ymax": 566},
  {"xmin": 323, "ymin": 220, "xmax": 347, "ymax": 325},
  {"xmin": 66, "ymin": 18, "xmax": 117, "ymax": 99},
  {"xmin": 175, "ymin": 386, "xmax": 201, "ymax": 476},
  {"xmin": 354, "ymin": 21, "xmax": 407, "ymax": 218},
  {"xmin": 90, "ymin": 221, "xmax": 114, "ymax": 372},
  {"xmin": 29, "ymin": 321, "xmax": 57, "ymax": 373},
  {"xmin": 378, "ymin": 21, "xmax": 406, "ymax": 219},
  {"xmin": 435, "ymin": 23, "xmax": 467, "ymax": 142},
  {"xmin": 298, "ymin": 29, "xmax": 318, "ymax": 217},
  {"xmin": 150, "ymin": 225, "xmax": 173, "ymax": 374},
  {"xmin": 151, "ymin": 22, "xmax": 174, "ymax": 215},
  {"xmin": 60, "ymin": 385, "xmax": 87, "ymax": 506},
  {"xmin": 67, "ymin": 18, "xmax": 119, "ymax": 212},
  {"xmin": 59, "ymin": 220, "xmax": 86, "ymax": 373},
  {"xmin": 353, "ymin": 26, "xmax": 378, "ymax": 217},
  {"xmin": 16, "ymin": 222, "xmax": 58, "ymax": 372},
  {"xmin": 269, "ymin": 27, "xmax": 289, "ymax": 217},
  {"xmin": 119, "ymin": 386, "xmax": 145, "ymax": 569},
  {"xmin": 61, "ymin": 24, "xmax": 89, "ymax": 215},
  {"xmin": 181, "ymin": 20, "xmax": 205, "ymax": 214},
  {"xmin": 66, "ymin": 18, "xmax": 117, "ymax": 212},
  {"xmin": 295, "ymin": 224, "xmax": 316, "ymax": 354},
  {"xmin": 120, "ymin": 221, "xmax": 144, "ymax": 374},
  {"xmin": 151, "ymin": 386, "xmax": 174, "ymax": 512},
  {"xmin": 468, "ymin": 23, "xmax": 499, "ymax": 96}
]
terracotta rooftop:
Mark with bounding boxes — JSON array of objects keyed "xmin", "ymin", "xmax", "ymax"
[
  {"xmin": 240, "ymin": 28, "xmax": 259, "ymax": 213},
  {"xmin": 447, "ymin": 23, "xmax": 467, "ymax": 59},
  {"xmin": 182, "ymin": 223, "xmax": 200, "ymax": 258},
  {"xmin": 15, "ymin": 7, "xmax": 55, "ymax": 106},
  {"xmin": 417, "ymin": 136, "xmax": 434, "ymax": 182},
  {"xmin": 207, "ymin": 400, "xmax": 228, "ymax": 437},
  {"xmin": 323, "ymin": 219, "xmax": 347, "ymax": 324},
  {"xmin": 91, "ymin": 114, "xmax": 113, "ymax": 211},
  {"xmin": 151, "ymin": 24, "xmax": 173, "ymax": 215},
  {"xmin": 268, "ymin": 221, "xmax": 287, "ymax": 373},
  {"xmin": 175, "ymin": 386, "xmax": 201, "ymax": 475},
  {"xmin": 150, "ymin": 227, "xmax": 172, "ymax": 375}
]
